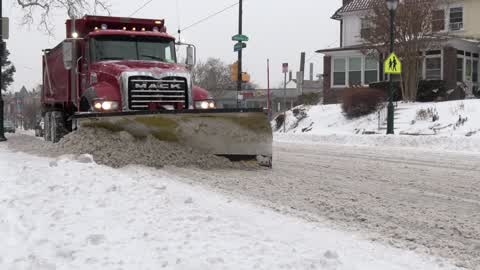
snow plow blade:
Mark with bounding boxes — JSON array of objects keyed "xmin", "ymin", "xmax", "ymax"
[{"xmin": 74, "ymin": 109, "xmax": 273, "ymax": 167}]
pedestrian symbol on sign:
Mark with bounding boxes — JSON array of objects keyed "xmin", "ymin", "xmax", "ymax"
[{"xmin": 384, "ymin": 53, "xmax": 402, "ymax": 74}]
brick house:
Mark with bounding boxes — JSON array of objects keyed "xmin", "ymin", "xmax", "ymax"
[{"xmin": 318, "ymin": 0, "xmax": 480, "ymax": 104}]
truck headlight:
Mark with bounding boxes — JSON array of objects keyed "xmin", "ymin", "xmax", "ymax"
[
  {"xmin": 195, "ymin": 100, "xmax": 215, "ymax": 109},
  {"xmin": 93, "ymin": 100, "xmax": 119, "ymax": 111}
]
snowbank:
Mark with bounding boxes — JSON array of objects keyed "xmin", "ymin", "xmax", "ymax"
[
  {"xmin": 276, "ymin": 133, "xmax": 480, "ymax": 153},
  {"xmin": 0, "ymin": 147, "xmax": 460, "ymax": 270},
  {"xmin": 274, "ymin": 100, "xmax": 480, "ymax": 152},
  {"xmin": 6, "ymin": 128, "xmax": 253, "ymax": 170}
]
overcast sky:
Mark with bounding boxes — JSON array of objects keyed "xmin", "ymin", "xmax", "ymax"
[{"xmin": 3, "ymin": 0, "xmax": 340, "ymax": 92}]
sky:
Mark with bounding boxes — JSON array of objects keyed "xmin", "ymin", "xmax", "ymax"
[{"xmin": 3, "ymin": 0, "xmax": 340, "ymax": 92}]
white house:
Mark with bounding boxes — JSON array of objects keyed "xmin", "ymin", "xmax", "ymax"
[{"xmin": 317, "ymin": 0, "xmax": 480, "ymax": 103}]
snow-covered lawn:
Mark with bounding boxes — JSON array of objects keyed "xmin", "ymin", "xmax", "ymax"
[
  {"xmin": 14, "ymin": 128, "xmax": 36, "ymax": 137},
  {"xmin": 0, "ymin": 146, "xmax": 460, "ymax": 270},
  {"xmin": 275, "ymin": 99, "xmax": 480, "ymax": 153}
]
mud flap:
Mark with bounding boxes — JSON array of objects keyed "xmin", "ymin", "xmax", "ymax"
[{"xmin": 74, "ymin": 109, "xmax": 273, "ymax": 167}]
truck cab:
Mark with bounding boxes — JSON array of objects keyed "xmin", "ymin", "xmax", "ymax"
[{"xmin": 42, "ymin": 15, "xmax": 214, "ymax": 117}]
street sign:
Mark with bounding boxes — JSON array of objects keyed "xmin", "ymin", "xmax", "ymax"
[
  {"xmin": 234, "ymin": 42, "xmax": 247, "ymax": 52},
  {"xmin": 1, "ymin": 17, "xmax": 9, "ymax": 40},
  {"xmin": 232, "ymin": 34, "xmax": 249, "ymax": 42},
  {"xmin": 282, "ymin": 63, "xmax": 288, "ymax": 73},
  {"xmin": 384, "ymin": 52, "xmax": 402, "ymax": 74}
]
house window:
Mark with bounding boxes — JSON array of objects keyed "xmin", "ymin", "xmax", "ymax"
[
  {"xmin": 473, "ymin": 60, "xmax": 478, "ymax": 83},
  {"xmin": 348, "ymin": 57, "xmax": 362, "ymax": 85},
  {"xmin": 425, "ymin": 57, "xmax": 441, "ymax": 80},
  {"xmin": 457, "ymin": 58, "xmax": 464, "ymax": 82},
  {"xmin": 360, "ymin": 18, "xmax": 372, "ymax": 39},
  {"xmin": 449, "ymin": 7, "xmax": 463, "ymax": 31},
  {"xmin": 417, "ymin": 58, "xmax": 424, "ymax": 80},
  {"xmin": 333, "ymin": 58, "xmax": 346, "ymax": 86},
  {"xmin": 332, "ymin": 56, "xmax": 379, "ymax": 87},
  {"xmin": 364, "ymin": 57, "xmax": 378, "ymax": 84},
  {"xmin": 466, "ymin": 59, "xmax": 472, "ymax": 81},
  {"xmin": 432, "ymin": 10, "xmax": 445, "ymax": 32}
]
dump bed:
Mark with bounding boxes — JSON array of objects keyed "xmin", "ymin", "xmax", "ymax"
[{"xmin": 42, "ymin": 43, "xmax": 72, "ymax": 106}]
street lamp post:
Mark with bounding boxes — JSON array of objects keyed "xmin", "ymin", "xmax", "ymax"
[
  {"xmin": 0, "ymin": 1, "xmax": 6, "ymax": 142},
  {"xmin": 386, "ymin": 0, "xmax": 398, "ymax": 135}
]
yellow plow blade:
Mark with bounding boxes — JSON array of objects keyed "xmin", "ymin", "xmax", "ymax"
[{"xmin": 74, "ymin": 109, "xmax": 273, "ymax": 167}]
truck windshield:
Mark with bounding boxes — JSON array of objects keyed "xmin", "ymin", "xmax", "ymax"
[{"xmin": 91, "ymin": 36, "xmax": 176, "ymax": 63}]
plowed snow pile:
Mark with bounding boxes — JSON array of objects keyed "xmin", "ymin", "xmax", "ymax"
[
  {"xmin": 274, "ymin": 100, "xmax": 480, "ymax": 152},
  {"xmin": 7, "ymin": 128, "xmax": 250, "ymax": 170}
]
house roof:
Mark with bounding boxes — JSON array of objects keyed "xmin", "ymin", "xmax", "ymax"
[
  {"xmin": 316, "ymin": 44, "xmax": 372, "ymax": 54},
  {"xmin": 332, "ymin": 0, "xmax": 376, "ymax": 20}
]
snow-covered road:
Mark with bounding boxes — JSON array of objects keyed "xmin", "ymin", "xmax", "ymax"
[
  {"xmin": 169, "ymin": 142, "xmax": 480, "ymax": 269},
  {"xmin": 0, "ymin": 138, "xmax": 465, "ymax": 270}
]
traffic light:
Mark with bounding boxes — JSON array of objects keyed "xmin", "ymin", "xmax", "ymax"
[
  {"xmin": 241, "ymin": 72, "xmax": 250, "ymax": 82},
  {"xmin": 230, "ymin": 62, "xmax": 238, "ymax": 81},
  {"xmin": 230, "ymin": 62, "xmax": 250, "ymax": 82}
]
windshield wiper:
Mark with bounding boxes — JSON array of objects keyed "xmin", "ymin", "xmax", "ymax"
[
  {"xmin": 99, "ymin": 57, "xmax": 124, "ymax": 61},
  {"xmin": 140, "ymin": 54, "xmax": 165, "ymax": 61}
]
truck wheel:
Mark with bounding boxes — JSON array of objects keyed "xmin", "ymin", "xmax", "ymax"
[
  {"xmin": 51, "ymin": 111, "xmax": 67, "ymax": 143},
  {"xmin": 44, "ymin": 112, "xmax": 52, "ymax": 142}
]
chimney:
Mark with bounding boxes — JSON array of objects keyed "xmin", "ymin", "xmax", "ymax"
[
  {"xmin": 309, "ymin": 63, "xmax": 314, "ymax": 81},
  {"xmin": 300, "ymin": 52, "xmax": 306, "ymax": 74}
]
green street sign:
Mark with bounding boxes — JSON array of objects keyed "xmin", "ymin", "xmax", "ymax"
[
  {"xmin": 234, "ymin": 42, "xmax": 247, "ymax": 52},
  {"xmin": 232, "ymin": 34, "xmax": 249, "ymax": 42}
]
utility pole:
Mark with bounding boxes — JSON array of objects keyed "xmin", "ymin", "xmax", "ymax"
[
  {"xmin": 267, "ymin": 59, "xmax": 271, "ymax": 120},
  {"xmin": 0, "ymin": 1, "xmax": 6, "ymax": 142},
  {"xmin": 236, "ymin": 0, "xmax": 243, "ymax": 108},
  {"xmin": 282, "ymin": 63, "xmax": 288, "ymax": 133},
  {"xmin": 283, "ymin": 71, "xmax": 287, "ymax": 133}
]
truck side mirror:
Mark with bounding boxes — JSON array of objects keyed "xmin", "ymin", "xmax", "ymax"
[
  {"xmin": 186, "ymin": 45, "xmax": 195, "ymax": 67},
  {"xmin": 63, "ymin": 40, "xmax": 74, "ymax": 70}
]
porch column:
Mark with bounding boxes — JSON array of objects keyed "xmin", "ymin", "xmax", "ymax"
[
  {"xmin": 323, "ymin": 55, "xmax": 332, "ymax": 104},
  {"xmin": 443, "ymin": 47, "xmax": 457, "ymax": 90}
]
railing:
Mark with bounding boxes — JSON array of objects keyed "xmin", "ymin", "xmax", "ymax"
[{"xmin": 377, "ymin": 103, "xmax": 388, "ymax": 130}]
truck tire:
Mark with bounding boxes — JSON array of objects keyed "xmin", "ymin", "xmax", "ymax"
[
  {"xmin": 51, "ymin": 111, "xmax": 67, "ymax": 143},
  {"xmin": 44, "ymin": 112, "xmax": 52, "ymax": 142}
]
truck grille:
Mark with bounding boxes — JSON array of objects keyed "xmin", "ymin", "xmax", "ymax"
[{"xmin": 127, "ymin": 76, "xmax": 188, "ymax": 110}]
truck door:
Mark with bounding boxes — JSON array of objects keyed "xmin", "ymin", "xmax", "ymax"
[{"xmin": 79, "ymin": 41, "xmax": 90, "ymax": 97}]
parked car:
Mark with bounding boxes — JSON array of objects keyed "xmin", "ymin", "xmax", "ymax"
[
  {"xmin": 3, "ymin": 121, "xmax": 15, "ymax": 133},
  {"xmin": 35, "ymin": 119, "xmax": 44, "ymax": 137}
]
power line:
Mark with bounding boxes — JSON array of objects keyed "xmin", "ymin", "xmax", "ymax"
[
  {"xmin": 305, "ymin": 40, "xmax": 339, "ymax": 63},
  {"xmin": 129, "ymin": 1, "xmax": 241, "ymax": 34},
  {"xmin": 130, "ymin": 0, "xmax": 154, "ymax": 17},
  {"xmin": 181, "ymin": 2, "xmax": 239, "ymax": 32}
]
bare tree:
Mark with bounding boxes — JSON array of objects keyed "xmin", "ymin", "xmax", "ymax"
[
  {"xmin": 15, "ymin": 0, "xmax": 111, "ymax": 34},
  {"xmin": 363, "ymin": 0, "xmax": 444, "ymax": 101},
  {"xmin": 192, "ymin": 58, "xmax": 257, "ymax": 98}
]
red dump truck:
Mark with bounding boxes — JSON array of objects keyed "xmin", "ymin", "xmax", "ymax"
[{"xmin": 41, "ymin": 15, "xmax": 272, "ymax": 166}]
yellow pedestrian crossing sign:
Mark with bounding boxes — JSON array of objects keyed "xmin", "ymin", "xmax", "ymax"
[{"xmin": 384, "ymin": 53, "xmax": 402, "ymax": 74}]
